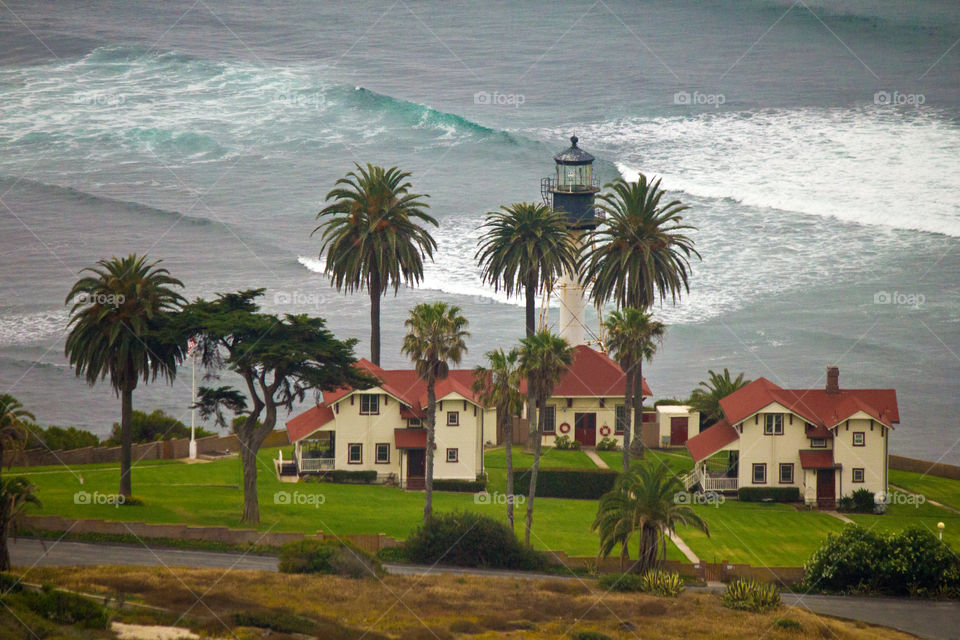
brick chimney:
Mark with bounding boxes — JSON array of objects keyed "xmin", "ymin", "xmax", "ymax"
[{"xmin": 826, "ymin": 366, "xmax": 840, "ymax": 395}]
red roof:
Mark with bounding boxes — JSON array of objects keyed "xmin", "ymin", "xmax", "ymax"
[
  {"xmin": 686, "ymin": 419, "xmax": 739, "ymax": 463},
  {"xmin": 799, "ymin": 450, "xmax": 839, "ymax": 469},
  {"xmin": 285, "ymin": 404, "xmax": 334, "ymax": 442},
  {"xmin": 394, "ymin": 428, "xmax": 427, "ymax": 449},
  {"xmin": 520, "ymin": 345, "xmax": 651, "ymax": 398},
  {"xmin": 719, "ymin": 376, "xmax": 898, "ymax": 429},
  {"xmin": 323, "ymin": 359, "xmax": 482, "ymax": 412}
]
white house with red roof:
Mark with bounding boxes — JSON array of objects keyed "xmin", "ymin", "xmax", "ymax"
[
  {"xmin": 684, "ymin": 366, "xmax": 898, "ymax": 508},
  {"xmin": 284, "ymin": 344, "xmax": 654, "ymax": 488}
]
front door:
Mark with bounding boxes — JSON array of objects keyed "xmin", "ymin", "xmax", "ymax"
[
  {"xmin": 574, "ymin": 413, "xmax": 597, "ymax": 446},
  {"xmin": 670, "ymin": 417, "xmax": 689, "ymax": 446},
  {"xmin": 816, "ymin": 469, "xmax": 836, "ymax": 509},
  {"xmin": 407, "ymin": 449, "xmax": 426, "ymax": 490}
]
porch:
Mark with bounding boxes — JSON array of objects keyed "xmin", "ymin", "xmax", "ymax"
[{"xmin": 294, "ymin": 432, "xmax": 335, "ymax": 473}]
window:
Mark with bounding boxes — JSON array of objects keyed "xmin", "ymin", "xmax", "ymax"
[
  {"xmin": 752, "ymin": 463, "xmax": 767, "ymax": 484},
  {"xmin": 446, "ymin": 448, "xmax": 458, "ymax": 463},
  {"xmin": 348, "ymin": 443, "xmax": 362, "ymax": 464},
  {"xmin": 375, "ymin": 443, "xmax": 390, "ymax": 464},
  {"xmin": 408, "ymin": 418, "xmax": 422, "ymax": 427},
  {"xmin": 779, "ymin": 463, "xmax": 794, "ymax": 484},
  {"xmin": 852, "ymin": 468, "xmax": 865, "ymax": 483},
  {"xmin": 360, "ymin": 395, "xmax": 379, "ymax": 415},
  {"xmin": 543, "ymin": 406, "xmax": 556, "ymax": 434},
  {"xmin": 764, "ymin": 414, "xmax": 784, "ymax": 435},
  {"xmin": 446, "ymin": 411, "xmax": 459, "ymax": 426},
  {"xmin": 852, "ymin": 432, "xmax": 865, "ymax": 446},
  {"xmin": 810, "ymin": 438, "xmax": 826, "ymax": 448},
  {"xmin": 615, "ymin": 405, "xmax": 627, "ymax": 434}
]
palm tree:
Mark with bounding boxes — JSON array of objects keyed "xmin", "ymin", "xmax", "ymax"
[
  {"xmin": 0, "ymin": 476, "xmax": 40, "ymax": 570},
  {"xmin": 65, "ymin": 254, "xmax": 186, "ymax": 497},
  {"xmin": 402, "ymin": 302, "xmax": 469, "ymax": 523},
  {"xmin": 476, "ymin": 202, "xmax": 577, "ymax": 449},
  {"xmin": 688, "ymin": 369, "xmax": 751, "ymax": 429},
  {"xmin": 603, "ymin": 310, "xmax": 665, "ymax": 469},
  {"xmin": 472, "ymin": 348, "xmax": 524, "ymax": 529},
  {"xmin": 0, "ymin": 395, "xmax": 33, "ymax": 481},
  {"xmin": 580, "ymin": 175, "xmax": 699, "ymax": 311},
  {"xmin": 593, "ymin": 464, "xmax": 708, "ymax": 573},
  {"xmin": 314, "ymin": 164, "xmax": 437, "ymax": 366},
  {"xmin": 518, "ymin": 330, "xmax": 574, "ymax": 545}
]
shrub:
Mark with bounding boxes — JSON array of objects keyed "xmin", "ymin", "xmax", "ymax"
[
  {"xmin": 639, "ymin": 569, "xmax": 684, "ymax": 597},
  {"xmin": 18, "ymin": 589, "xmax": 110, "ymax": 628},
  {"xmin": 278, "ymin": 539, "xmax": 383, "ymax": 578},
  {"xmin": 553, "ymin": 435, "xmax": 581, "ymax": 451},
  {"xmin": 514, "ymin": 468, "xmax": 618, "ymax": 500},
  {"xmin": 234, "ymin": 610, "xmax": 315, "ymax": 634},
  {"xmin": 852, "ymin": 488, "xmax": 876, "ymax": 513},
  {"xmin": 433, "ymin": 478, "xmax": 486, "ymax": 493},
  {"xmin": 105, "ymin": 409, "xmax": 213, "ymax": 445},
  {"xmin": 597, "ymin": 570, "xmax": 683, "ymax": 596},
  {"xmin": 721, "ymin": 578, "xmax": 781, "ymax": 612},
  {"xmin": 0, "ymin": 572, "xmax": 22, "ymax": 593},
  {"xmin": 573, "ymin": 632, "xmax": 614, "ymax": 640},
  {"xmin": 836, "ymin": 495, "xmax": 855, "ymax": 512},
  {"xmin": 598, "ymin": 573, "xmax": 645, "ymax": 592},
  {"xmin": 738, "ymin": 487, "xmax": 800, "ymax": 503},
  {"xmin": 595, "ymin": 437, "xmax": 619, "ymax": 452},
  {"xmin": 24, "ymin": 422, "xmax": 99, "ymax": 451},
  {"xmin": 773, "ymin": 618, "xmax": 802, "ymax": 631},
  {"xmin": 376, "ymin": 546, "xmax": 407, "ymax": 563},
  {"xmin": 403, "ymin": 511, "xmax": 547, "ymax": 571},
  {"xmin": 327, "ymin": 469, "xmax": 377, "ymax": 484}
]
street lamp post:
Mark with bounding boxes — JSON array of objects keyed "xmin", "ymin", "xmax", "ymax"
[{"xmin": 938, "ymin": 521, "xmax": 945, "ymax": 541}]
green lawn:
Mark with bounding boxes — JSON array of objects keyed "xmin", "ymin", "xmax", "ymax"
[
  {"xmin": 890, "ymin": 468, "xmax": 960, "ymax": 511},
  {"xmin": 14, "ymin": 448, "xmax": 960, "ymax": 567},
  {"xmin": 595, "ymin": 448, "xmax": 695, "ymax": 476}
]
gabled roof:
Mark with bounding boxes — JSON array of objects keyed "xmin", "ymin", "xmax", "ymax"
[
  {"xmin": 286, "ymin": 404, "xmax": 335, "ymax": 442},
  {"xmin": 686, "ymin": 419, "xmax": 739, "ymax": 463},
  {"xmin": 719, "ymin": 377, "xmax": 899, "ymax": 429},
  {"xmin": 520, "ymin": 345, "xmax": 651, "ymax": 398}
]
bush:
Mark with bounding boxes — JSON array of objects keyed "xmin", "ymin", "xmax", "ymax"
[
  {"xmin": 573, "ymin": 632, "xmax": 614, "ymax": 640},
  {"xmin": 403, "ymin": 511, "xmax": 547, "ymax": 571},
  {"xmin": 514, "ymin": 468, "xmax": 618, "ymax": 500},
  {"xmin": 0, "ymin": 572, "xmax": 22, "ymax": 593},
  {"xmin": 278, "ymin": 539, "xmax": 383, "ymax": 578},
  {"xmin": 18, "ymin": 589, "xmax": 110, "ymax": 628},
  {"xmin": 376, "ymin": 546, "xmax": 407, "ymax": 563},
  {"xmin": 105, "ymin": 409, "xmax": 213, "ymax": 445},
  {"xmin": 738, "ymin": 487, "xmax": 800, "ymax": 503},
  {"xmin": 233, "ymin": 610, "xmax": 315, "ymax": 634},
  {"xmin": 836, "ymin": 495, "xmax": 855, "ymax": 512},
  {"xmin": 802, "ymin": 525, "xmax": 960, "ymax": 597},
  {"xmin": 24, "ymin": 422, "xmax": 99, "ymax": 451},
  {"xmin": 553, "ymin": 435, "xmax": 581, "ymax": 451},
  {"xmin": 773, "ymin": 618, "xmax": 802, "ymax": 631},
  {"xmin": 595, "ymin": 437, "xmax": 619, "ymax": 452},
  {"xmin": 639, "ymin": 569, "xmax": 684, "ymax": 597},
  {"xmin": 721, "ymin": 578, "xmax": 781, "ymax": 612},
  {"xmin": 432, "ymin": 478, "xmax": 486, "ymax": 493},
  {"xmin": 597, "ymin": 570, "xmax": 683, "ymax": 596},
  {"xmin": 598, "ymin": 573, "xmax": 645, "ymax": 592},
  {"xmin": 327, "ymin": 469, "xmax": 377, "ymax": 484},
  {"xmin": 852, "ymin": 488, "xmax": 876, "ymax": 512}
]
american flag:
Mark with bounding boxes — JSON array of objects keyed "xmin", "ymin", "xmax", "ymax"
[{"xmin": 187, "ymin": 337, "xmax": 198, "ymax": 356}]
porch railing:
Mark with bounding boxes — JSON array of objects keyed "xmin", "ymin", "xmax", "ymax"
[
  {"xmin": 682, "ymin": 467, "xmax": 738, "ymax": 493},
  {"xmin": 296, "ymin": 448, "xmax": 334, "ymax": 473}
]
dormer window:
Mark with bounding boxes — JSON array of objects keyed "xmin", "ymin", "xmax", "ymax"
[
  {"xmin": 360, "ymin": 395, "xmax": 379, "ymax": 415},
  {"xmin": 763, "ymin": 414, "xmax": 783, "ymax": 435}
]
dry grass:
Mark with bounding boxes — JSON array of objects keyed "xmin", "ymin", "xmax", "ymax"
[{"xmin": 23, "ymin": 566, "xmax": 915, "ymax": 640}]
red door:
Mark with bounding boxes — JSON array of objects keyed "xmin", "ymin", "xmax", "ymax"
[
  {"xmin": 574, "ymin": 413, "xmax": 597, "ymax": 446},
  {"xmin": 406, "ymin": 449, "xmax": 425, "ymax": 490},
  {"xmin": 816, "ymin": 469, "xmax": 836, "ymax": 509},
  {"xmin": 670, "ymin": 417, "xmax": 689, "ymax": 446}
]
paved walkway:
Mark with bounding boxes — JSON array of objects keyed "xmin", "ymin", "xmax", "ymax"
[
  {"xmin": 665, "ymin": 529, "xmax": 700, "ymax": 563},
  {"xmin": 824, "ymin": 510, "xmax": 855, "ymax": 524},
  {"xmin": 583, "ymin": 448, "xmax": 609, "ymax": 469},
  {"xmin": 12, "ymin": 539, "xmax": 960, "ymax": 639}
]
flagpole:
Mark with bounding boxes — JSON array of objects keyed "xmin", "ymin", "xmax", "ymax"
[{"xmin": 189, "ymin": 348, "xmax": 197, "ymax": 460}]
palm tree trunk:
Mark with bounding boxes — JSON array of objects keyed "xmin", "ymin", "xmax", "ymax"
[
  {"xmin": 502, "ymin": 408, "xmax": 515, "ymax": 529},
  {"xmin": 119, "ymin": 385, "xmax": 133, "ymax": 498},
  {"xmin": 524, "ymin": 393, "xmax": 546, "ymax": 546},
  {"xmin": 637, "ymin": 524, "xmax": 659, "ymax": 573},
  {"xmin": 369, "ymin": 274, "xmax": 381, "ymax": 366},
  {"xmin": 621, "ymin": 368, "xmax": 634, "ymax": 473},
  {"xmin": 523, "ymin": 279, "xmax": 537, "ymax": 453},
  {"xmin": 630, "ymin": 361, "xmax": 645, "ymax": 459},
  {"xmin": 0, "ymin": 516, "xmax": 9, "ymax": 572},
  {"xmin": 424, "ymin": 378, "xmax": 437, "ymax": 523}
]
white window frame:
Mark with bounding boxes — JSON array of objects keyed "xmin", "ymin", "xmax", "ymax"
[
  {"xmin": 446, "ymin": 411, "xmax": 460, "ymax": 426},
  {"xmin": 764, "ymin": 414, "xmax": 784, "ymax": 435},
  {"xmin": 360, "ymin": 395, "xmax": 379, "ymax": 415}
]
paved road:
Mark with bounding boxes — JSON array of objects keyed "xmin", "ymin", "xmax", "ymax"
[{"xmin": 11, "ymin": 539, "xmax": 960, "ymax": 639}]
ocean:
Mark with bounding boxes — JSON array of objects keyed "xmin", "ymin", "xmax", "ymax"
[{"xmin": 0, "ymin": 0, "xmax": 958, "ymax": 462}]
